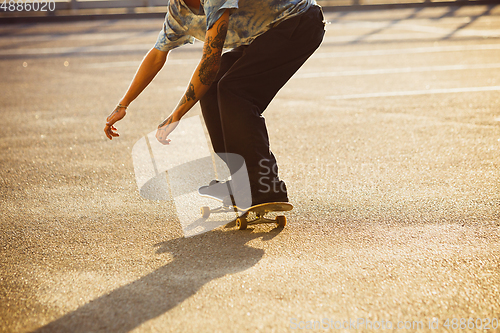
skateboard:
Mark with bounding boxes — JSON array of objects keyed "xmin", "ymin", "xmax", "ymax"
[{"xmin": 200, "ymin": 201, "xmax": 293, "ymax": 230}]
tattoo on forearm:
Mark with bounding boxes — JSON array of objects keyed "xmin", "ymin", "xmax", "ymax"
[
  {"xmin": 198, "ymin": 19, "xmax": 228, "ymax": 85},
  {"xmin": 199, "ymin": 53, "xmax": 220, "ymax": 85},
  {"xmin": 203, "ymin": 36, "xmax": 213, "ymax": 55},
  {"xmin": 178, "ymin": 82, "xmax": 197, "ymax": 108},
  {"xmin": 211, "ymin": 21, "xmax": 227, "ymax": 50},
  {"xmin": 158, "ymin": 115, "xmax": 173, "ymax": 129},
  {"xmin": 185, "ymin": 83, "xmax": 196, "ymax": 102}
]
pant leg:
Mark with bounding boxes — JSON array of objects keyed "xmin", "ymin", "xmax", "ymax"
[
  {"xmin": 199, "ymin": 47, "xmax": 246, "ymax": 156},
  {"xmin": 217, "ymin": 6, "xmax": 326, "ymax": 200}
]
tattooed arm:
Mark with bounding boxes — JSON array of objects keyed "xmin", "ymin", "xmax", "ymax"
[
  {"xmin": 105, "ymin": 47, "xmax": 168, "ymax": 140},
  {"xmin": 156, "ymin": 10, "xmax": 229, "ymax": 145}
]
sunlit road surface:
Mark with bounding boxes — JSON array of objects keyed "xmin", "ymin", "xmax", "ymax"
[{"xmin": 1, "ymin": 4, "xmax": 499, "ymax": 332}]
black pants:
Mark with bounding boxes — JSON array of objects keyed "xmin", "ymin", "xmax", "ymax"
[{"xmin": 200, "ymin": 5, "xmax": 325, "ymax": 200}]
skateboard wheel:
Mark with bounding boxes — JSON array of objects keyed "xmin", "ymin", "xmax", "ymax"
[
  {"xmin": 201, "ymin": 206, "xmax": 210, "ymax": 218},
  {"xmin": 276, "ymin": 215, "xmax": 287, "ymax": 228},
  {"xmin": 236, "ymin": 217, "xmax": 247, "ymax": 230}
]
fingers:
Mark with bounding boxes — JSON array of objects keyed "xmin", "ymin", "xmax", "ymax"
[
  {"xmin": 158, "ymin": 139, "xmax": 171, "ymax": 145},
  {"xmin": 156, "ymin": 137, "xmax": 170, "ymax": 145},
  {"xmin": 104, "ymin": 125, "xmax": 120, "ymax": 140},
  {"xmin": 155, "ymin": 129, "xmax": 172, "ymax": 145},
  {"xmin": 104, "ymin": 125, "xmax": 112, "ymax": 140},
  {"xmin": 105, "ymin": 105, "xmax": 127, "ymax": 140},
  {"xmin": 156, "ymin": 136, "xmax": 171, "ymax": 145},
  {"xmin": 155, "ymin": 117, "xmax": 178, "ymax": 144}
]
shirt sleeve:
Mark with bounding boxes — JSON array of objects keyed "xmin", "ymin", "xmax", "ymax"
[
  {"xmin": 154, "ymin": 5, "xmax": 195, "ymax": 52},
  {"xmin": 154, "ymin": 24, "xmax": 194, "ymax": 52},
  {"xmin": 203, "ymin": 0, "xmax": 239, "ymax": 30}
]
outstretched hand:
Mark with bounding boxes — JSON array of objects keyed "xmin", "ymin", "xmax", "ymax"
[
  {"xmin": 104, "ymin": 104, "xmax": 127, "ymax": 140},
  {"xmin": 156, "ymin": 115, "xmax": 178, "ymax": 145}
]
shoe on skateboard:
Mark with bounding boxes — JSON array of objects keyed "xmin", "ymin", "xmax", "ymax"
[{"xmin": 198, "ymin": 180, "xmax": 232, "ymax": 201}]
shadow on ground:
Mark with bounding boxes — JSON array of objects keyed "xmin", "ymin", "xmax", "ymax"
[{"xmin": 33, "ymin": 228, "xmax": 280, "ymax": 332}]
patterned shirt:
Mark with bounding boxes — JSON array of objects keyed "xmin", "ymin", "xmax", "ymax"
[{"xmin": 154, "ymin": 0, "xmax": 317, "ymax": 52}]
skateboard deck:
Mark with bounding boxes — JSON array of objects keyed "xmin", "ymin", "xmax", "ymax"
[{"xmin": 200, "ymin": 202, "xmax": 293, "ymax": 230}]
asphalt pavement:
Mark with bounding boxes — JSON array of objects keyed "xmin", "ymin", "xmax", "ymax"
[{"xmin": 1, "ymin": 4, "xmax": 499, "ymax": 332}]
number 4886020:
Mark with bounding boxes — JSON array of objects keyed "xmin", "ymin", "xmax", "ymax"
[{"xmin": 1, "ymin": 0, "xmax": 56, "ymax": 11}]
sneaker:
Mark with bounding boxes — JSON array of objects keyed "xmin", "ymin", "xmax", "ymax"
[
  {"xmin": 222, "ymin": 179, "xmax": 288, "ymax": 208},
  {"xmin": 198, "ymin": 180, "xmax": 232, "ymax": 201},
  {"xmin": 252, "ymin": 190, "xmax": 289, "ymax": 206},
  {"xmin": 252, "ymin": 178, "xmax": 288, "ymax": 205}
]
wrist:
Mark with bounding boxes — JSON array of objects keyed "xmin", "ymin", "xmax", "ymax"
[
  {"xmin": 118, "ymin": 99, "xmax": 130, "ymax": 108},
  {"xmin": 158, "ymin": 113, "xmax": 180, "ymax": 128},
  {"xmin": 169, "ymin": 111, "xmax": 183, "ymax": 123}
]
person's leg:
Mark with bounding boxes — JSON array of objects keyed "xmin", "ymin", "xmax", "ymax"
[
  {"xmin": 198, "ymin": 47, "xmax": 248, "ymax": 202},
  {"xmin": 199, "ymin": 46, "xmax": 246, "ymax": 158},
  {"xmin": 217, "ymin": 6, "xmax": 326, "ymax": 204}
]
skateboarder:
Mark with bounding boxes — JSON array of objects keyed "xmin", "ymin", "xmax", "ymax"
[{"xmin": 104, "ymin": 0, "xmax": 325, "ymax": 207}]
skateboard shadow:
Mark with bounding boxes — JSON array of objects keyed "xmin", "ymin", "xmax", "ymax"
[{"xmin": 32, "ymin": 228, "xmax": 281, "ymax": 333}]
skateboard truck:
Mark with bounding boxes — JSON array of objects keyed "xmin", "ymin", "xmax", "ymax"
[{"xmin": 200, "ymin": 202, "xmax": 293, "ymax": 230}]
